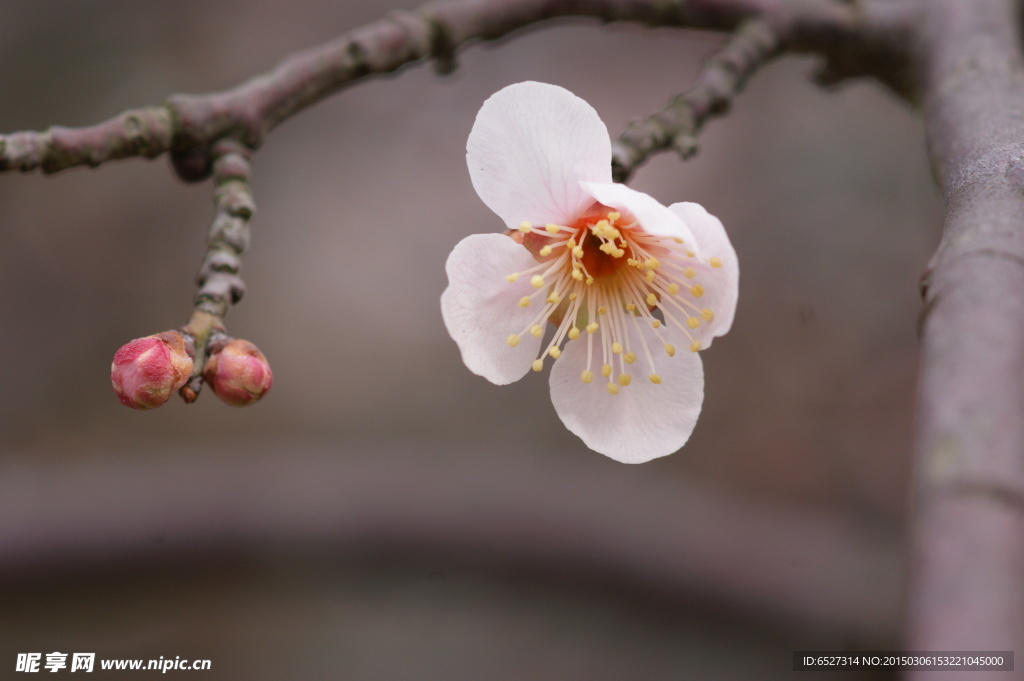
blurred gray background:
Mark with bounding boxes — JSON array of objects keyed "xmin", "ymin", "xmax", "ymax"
[{"xmin": 0, "ymin": 1, "xmax": 940, "ymax": 679}]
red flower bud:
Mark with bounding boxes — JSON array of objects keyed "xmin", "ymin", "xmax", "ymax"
[
  {"xmin": 203, "ymin": 338, "xmax": 273, "ymax": 406},
  {"xmin": 111, "ymin": 331, "xmax": 194, "ymax": 410}
]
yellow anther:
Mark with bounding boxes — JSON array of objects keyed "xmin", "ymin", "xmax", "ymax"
[
  {"xmin": 599, "ymin": 242, "xmax": 616, "ymax": 255},
  {"xmin": 691, "ymin": 284, "xmax": 705, "ymax": 298},
  {"xmin": 580, "ymin": 370, "xmax": 594, "ymax": 384},
  {"xmin": 649, "ymin": 373, "xmax": 663, "ymax": 384},
  {"xmin": 530, "ymin": 274, "xmax": 545, "ymax": 289},
  {"xmin": 623, "ymin": 351, "xmax": 637, "ymax": 364},
  {"xmin": 683, "ymin": 267, "xmax": 697, "ymax": 279},
  {"xmin": 601, "ymin": 363, "xmax": 613, "ymax": 378},
  {"xmin": 585, "ymin": 322, "xmax": 599, "ymax": 334},
  {"xmin": 611, "ymin": 342, "xmax": 623, "ymax": 354},
  {"xmin": 665, "ymin": 343, "xmax": 676, "ymax": 357},
  {"xmin": 598, "ymin": 306, "xmax": 607, "ymax": 315},
  {"xmin": 673, "ymin": 237, "xmax": 683, "ymax": 244},
  {"xmin": 568, "ymin": 327, "xmax": 581, "ymax": 340},
  {"xmin": 572, "ymin": 270, "xmax": 584, "ymax": 281},
  {"xmin": 613, "ymin": 248, "xmax": 625, "ymax": 258},
  {"xmin": 626, "ymin": 258, "xmax": 638, "ymax": 267},
  {"xmin": 506, "ymin": 273, "xmax": 520, "ymax": 282},
  {"xmin": 518, "ymin": 296, "xmax": 531, "ymax": 308},
  {"xmin": 548, "ymin": 346, "xmax": 562, "ymax": 359},
  {"xmin": 607, "ymin": 211, "xmax": 621, "ymax": 222},
  {"xmin": 686, "ymin": 317, "xmax": 700, "ymax": 329},
  {"xmin": 690, "ymin": 341, "xmax": 702, "ymax": 352},
  {"xmin": 645, "ymin": 257, "xmax": 660, "ymax": 270},
  {"xmin": 645, "ymin": 270, "xmax": 656, "ymax": 283},
  {"xmin": 625, "ymin": 303, "xmax": 636, "ymax": 312},
  {"xmin": 530, "ymin": 325, "xmax": 543, "ymax": 337},
  {"xmin": 573, "ymin": 247, "xmax": 585, "ymax": 259},
  {"xmin": 686, "ymin": 250, "xmax": 696, "ymax": 258},
  {"xmin": 586, "ymin": 276, "xmax": 594, "ymax": 285},
  {"xmin": 532, "ymin": 359, "xmax": 544, "ymax": 372},
  {"xmin": 701, "ymin": 308, "xmax": 715, "ymax": 321},
  {"xmin": 569, "ymin": 292, "xmax": 578, "ymax": 301},
  {"xmin": 546, "ymin": 292, "xmax": 561, "ymax": 304},
  {"xmin": 506, "ymin": 334, "xmax": 520, "ymax": 347},
  {"xmin": 545, "ymin": 223, "xmax": 561, "ymax": 234},
  {"xmin": 617, "ymin": 373, "xmax": 632, "ymax": 386},
  {"xmin": 566, "ymin": 238, "xmax": 576, "ymax": 248},
  {"xmin": 667, "ymin": 283, "xmax": 680, "ymax": 295},
  {"xmin": 606, "ymin": 382, "xmax": 620, "ymax": 395},
  {"xmin": 539, "ymin": 245, "xmax": 553, "ymax": 257},
  {"xmin": 518, "ymin": 221, "xmax": 533, "ymax": 233},
  {"xmin": 651, "ymin": 320, "xmax": 662, "ymax": 328},
  {"xmin": 710, "ymin": 257, "xmax": 723, "ymax": 268},
  {"xmin": 646, "ymin": 293, "xmax": 658, "ymax": 306}
]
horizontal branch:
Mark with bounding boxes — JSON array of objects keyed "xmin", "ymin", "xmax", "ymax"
[{"xmin": 0, "ymin": 0, "xmax": 862, "ymax": 181}]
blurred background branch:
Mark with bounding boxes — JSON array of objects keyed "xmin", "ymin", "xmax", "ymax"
[{"xmin": 0, "ymin": 441, "xmax": 902, "ymax": 643}]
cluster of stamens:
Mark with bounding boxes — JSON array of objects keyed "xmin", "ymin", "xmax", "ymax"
[{"xmin": 505, "ymin": 206, "xmax": 722, "ymax": 395}]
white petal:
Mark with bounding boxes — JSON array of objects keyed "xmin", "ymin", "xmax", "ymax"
[
  {"xmin": 441, "ymin": 234, "xmax": 543, "ymax": 384},
  {"xmin": 669, "ymin": 202, "xmax": 739, "ymax": 339},
  {"xmin": 581, "ymin": 181, "xmax": 697, "ymax": 244},
  {"xmin": 467, "ymin": 82, "xmax": 612, "ymax": 229},
  {"xmin": 548, "ymin": 324, "xmax": 704, "ymax": 463}
]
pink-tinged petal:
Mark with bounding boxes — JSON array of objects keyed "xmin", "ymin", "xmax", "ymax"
[
  {"xmin": 441, "ymin": 233, "xmax": 544, "ymax": 384},
  {"xmin": 581, "ymin": 181, "xmax": 697, "ymax": 244},
  {"xmin": 669, "ymin": 202, "xmax": 739, "ymax": 340},
  {"xmin": 467, "ymin": 82, "xmax": 612, "ymax": 229},
  {"xmin": 548, "ymin": 325, "xmax": 704, "ymax": 463}
]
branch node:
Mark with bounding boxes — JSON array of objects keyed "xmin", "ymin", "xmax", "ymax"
[
  {"xmin": 170, "ymin": 146, "xmax": 214, "ymax": 183},
  {"xmin": 420, "ymin": 8, "xmax": 459, "ymax": 75}
]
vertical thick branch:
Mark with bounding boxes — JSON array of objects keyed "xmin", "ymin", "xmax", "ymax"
[{"xmin": 910, "ymin": 0, "xmax": 1024, "ymax": 669}]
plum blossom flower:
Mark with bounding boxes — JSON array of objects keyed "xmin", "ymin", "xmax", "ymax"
[{"xmin": 441, "ymin": 82, "xmax": 738, "ymax": 463}]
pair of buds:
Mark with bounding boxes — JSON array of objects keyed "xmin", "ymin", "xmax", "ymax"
[{"xmin": 111, "ymin": 331, "xmax": 272, "ymax": 410}]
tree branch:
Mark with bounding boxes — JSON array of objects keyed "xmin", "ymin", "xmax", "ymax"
[
  {"xmin": 0, "ymin": 0, "xmax": 861, "ymax": 181},
  {"xmin": 611, "ymin": 18, "xmax": 781, "ymax": 182},
  {"xmin": 0, "ymin": 441, "xmax": 901, "ymax": 643},
  {"xmin": 193, "ymin": 140, "xmax": 254, "ymax": 319},
  {"xmin": 908, "ymin": 0, "xmax": 1024, "ymax": 667}
]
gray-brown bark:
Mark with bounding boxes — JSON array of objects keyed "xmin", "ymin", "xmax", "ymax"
[{"xmin": 910, "ymin": 0, "xmax": 1024, "ymax": 670}]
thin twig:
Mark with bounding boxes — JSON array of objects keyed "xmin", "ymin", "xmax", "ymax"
[
  {"xmin": 194, "ymin": 141, "xmax": 254, "ymax": 319},
  {"xmin": 612, "ymin": 19, "xmax": 780, "ymax": 182}
]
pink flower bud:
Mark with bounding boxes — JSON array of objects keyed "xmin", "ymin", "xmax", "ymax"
[
  {"xmin": 203, "ymin": 338, "xmax": 273, "ymax": 406},
  {"xmin": 111, "ymin": 331, "xmax": 194, "ymax": 410}
]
